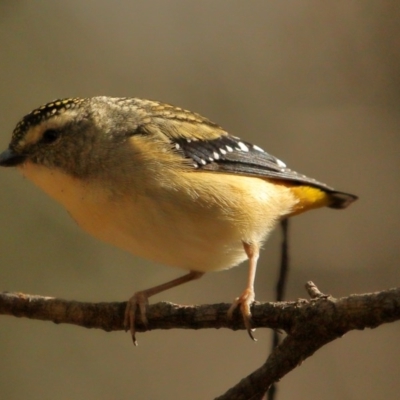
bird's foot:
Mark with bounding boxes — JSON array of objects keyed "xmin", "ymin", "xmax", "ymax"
[
  {"xmin": 123, "ymin": 291, "xmax": 149, "ymax": 346},
  {"xmin": 227, "ymin": 287, "xmax": 257, "ymax": 341}
]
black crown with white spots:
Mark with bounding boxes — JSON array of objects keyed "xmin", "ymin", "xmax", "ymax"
[{"xmin": 12, "ymin": 98, "xmax": 85, "ymax": 144}]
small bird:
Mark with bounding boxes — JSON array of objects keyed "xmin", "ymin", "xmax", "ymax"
[{"xmin": 0, "ymin": 97, "xmax": 357, "ymax": 344}]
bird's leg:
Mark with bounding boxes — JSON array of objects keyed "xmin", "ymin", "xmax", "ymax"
[
  {"xmin": 124, "ymin": 270, "xmax": 204, "ymax": 345},
  {"xmin": 227, "ymin": 242, "xmax": 259, "ymax": 341}
]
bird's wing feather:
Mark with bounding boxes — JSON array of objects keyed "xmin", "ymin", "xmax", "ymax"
[
  {"xmin": 139, "ymin": 101, "xmax": 350, "ymax": 196},
  {"xmin": 172, "ymin": 133, "xmax": 336, "ymax": 192}
]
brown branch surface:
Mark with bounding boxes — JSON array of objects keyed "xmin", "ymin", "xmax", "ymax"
[{"xmin": 1, "ymin": 283, "xmax": 400, "ymax": 399}]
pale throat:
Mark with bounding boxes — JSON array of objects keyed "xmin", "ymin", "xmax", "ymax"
[{"xmin": 18, "ymin": 161, "xmax": 105, "ymax": 212}]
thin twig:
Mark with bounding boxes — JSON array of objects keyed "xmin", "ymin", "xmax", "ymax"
[{"xmin": 268, "ymin": 218, "xmax": 290, "ymax": 400}]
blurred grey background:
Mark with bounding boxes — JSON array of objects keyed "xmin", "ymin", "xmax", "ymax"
[{"xmin": 0, "ymin": 1, "xmax": 399, "ymax": 399}]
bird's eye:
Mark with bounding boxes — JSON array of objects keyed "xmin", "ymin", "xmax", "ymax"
[{"xmin": 42, "ymin": 129, "xmax": 61, "ymax": 144}]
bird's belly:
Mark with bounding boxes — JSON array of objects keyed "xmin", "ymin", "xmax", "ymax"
[
  {"xmin": 20, "ymin": 163, "xmax": 297, "ymax": 272},
  {"xmin": 20, "ymin": 163, "xmax": 247, "ymax": 271},
  {"xmin": 74, "ymin": 198, "xmax": 251, "ymax": 272},
  {"xmin": 79, "ymin": 194, "xmax": 249, "ymax": 273}
]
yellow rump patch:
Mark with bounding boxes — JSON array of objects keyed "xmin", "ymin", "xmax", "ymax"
[{"xmin": 280, "ymin": 183, "xmax": 331, "ymax": 216}]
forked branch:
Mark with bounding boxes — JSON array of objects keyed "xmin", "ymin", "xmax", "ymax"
[{"xmin": 1, "ymin": 282, "xmax": 400, "ymax": 399}]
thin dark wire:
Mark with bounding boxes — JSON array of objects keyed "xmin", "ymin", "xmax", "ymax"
[
  {"xmin": 267, "ymin": 218, "xmax": 290, "ymax": 400},
  {"xmin": 275, "ymin": 218, "xmax": 289, "ymax": 303}
]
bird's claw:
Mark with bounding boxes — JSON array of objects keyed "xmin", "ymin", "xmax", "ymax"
[
  {"xmin": 124, "ymin": 291, "xmax": 149, "ymax": 346},
  {"xmin": 227, "ymin": 288, "xmax": 257, "ymax": 341}
]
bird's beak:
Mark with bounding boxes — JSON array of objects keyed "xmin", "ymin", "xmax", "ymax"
[{"xmin": 0, "ymin": 148, "xmax": 27, "ymax": 167}]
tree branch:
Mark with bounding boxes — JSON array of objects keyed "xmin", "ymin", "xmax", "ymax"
[{"xmin": 1, "ymin": 283, "xmax": 400, "ymax": 399}]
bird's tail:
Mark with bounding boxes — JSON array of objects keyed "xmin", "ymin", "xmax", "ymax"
[
  {"xmin": 326, "ymin": 190, "xmax": 358, "ymax": 209},
  {"xmin": 285, "ymin": 185, "xmax": 357, "ymax": 217}
]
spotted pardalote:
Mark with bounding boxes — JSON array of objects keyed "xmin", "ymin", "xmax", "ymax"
[{"xmin": 0, "ymin": 97, "xmax": 357, "ymax": 344}]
